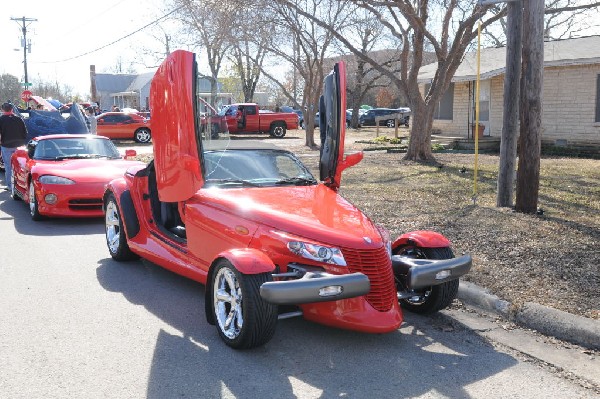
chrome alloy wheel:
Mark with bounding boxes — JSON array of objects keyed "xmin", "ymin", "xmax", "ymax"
[
  {"xmin": 214, "ymin": 267, "xmax": 244, "ymax": 339},
  {"xmin": 135, "ymin": 128, "xmax": 151, "ymax": 143},
  {"xmin": 105, "ymin": 200, "xmax": 121, "ymax": 254},
  {"xmin": 29, "ymin": 181, "xmax": 36, "ymax": 215}
]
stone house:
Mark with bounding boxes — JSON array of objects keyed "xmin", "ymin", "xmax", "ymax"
[{"xmin": 417, "ymin": 35, "xmax": 600, "ymax": 146}]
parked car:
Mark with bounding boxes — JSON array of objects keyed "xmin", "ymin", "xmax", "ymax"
[
  {"xmin": 10, "ymin": 134, "xmax": 143, "ymax": 220},
  {"xmin": 315, "ymin": 110, "xmax": 354, "ymax": 128},
  {"xmin": 96, "ymin": 112, "xmax": 152, "ymax": 143},
  {"xmin": 359, "ymin": 108, "xmax": 410, "ymax": 127},
  {"xmin": 103, "ymin": 51, "xmax": 471, "ymax": 349},
  {"xmin": 212, "ymin": 103, "xmax": 299, "ymax": 138}
]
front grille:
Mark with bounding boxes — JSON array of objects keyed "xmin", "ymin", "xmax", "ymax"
[
  {"xmin": 68, "ymin": 198, "xmax": 103, "ymax": 211},
  {"xmin": 342, "ymin": 246, "xmax": 396, "ymax": 312}
]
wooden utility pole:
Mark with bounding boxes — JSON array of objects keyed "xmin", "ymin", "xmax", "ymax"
[
  {"xmin": 496, "ymin": 1, "xmax": 523, "ymax": 207},
  {"xmin": 11, "ymin": 16, "xmax": 37, "ymax": 88},
  {"xmin": 516, "ymin": 0, "xmax": 544, "ymax": 213}
]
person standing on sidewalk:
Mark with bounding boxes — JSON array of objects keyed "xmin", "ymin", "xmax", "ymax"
[
  {"xmin": 86, "ymin": 107, "xmax": 97, "ymax": 134},
  {"xmin": 0, "ymin": 103, "xmax": 28, "ymax": 191}
]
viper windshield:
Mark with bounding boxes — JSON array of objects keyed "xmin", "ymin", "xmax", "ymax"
[{"xmin": 33, "ymin": 137, "xmax": 121, "ymax": 160}]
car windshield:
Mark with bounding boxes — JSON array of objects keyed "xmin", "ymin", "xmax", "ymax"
[
  {"xmin": 33, "ymin": 137, "xmax": 122, "ymax": 160},
  {"xmin": 203, "ymin": 149, "xmax": 316, "ymax": 187}
]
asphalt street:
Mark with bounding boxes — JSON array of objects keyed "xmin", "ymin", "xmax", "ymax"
[{"xmin": 0, "ymin": 170, "xmax": 598, "ymax": 399}]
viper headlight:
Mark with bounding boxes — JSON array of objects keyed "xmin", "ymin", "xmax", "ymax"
[
  {"xmin": 287, "ymin": 241, "xmax": 347, "ymax": 266},
  {"xmin": 39, "ymin": 175, "xmax": 75, "ymax": 185},
  {"xmin": 376, "ymin": 224, "xmax": 392, "ymax": 258}
]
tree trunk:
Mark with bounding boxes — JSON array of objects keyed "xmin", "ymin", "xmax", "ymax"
[
  {"xmin": 516, "ymin": 0, "xmax": 544, "ymax": 214},
  {"xmin": 403, "ymin": 101, "xmax": 434, "ymax": 161},
  {"xmin": 497, "ymin": 1, "xmax": 523, "ymax": 208},
  {"xmin": 304, "ymin": 106, "xmax": 318, "ymax": 148}
]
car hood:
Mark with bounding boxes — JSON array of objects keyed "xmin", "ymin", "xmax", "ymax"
[
  {"xmin": 32, "ymin": 159, "xmax": 145, "ymax": 182},
  {"xmin": 199, "ymin": 184, "xmax": 384, "ymax": 249}
]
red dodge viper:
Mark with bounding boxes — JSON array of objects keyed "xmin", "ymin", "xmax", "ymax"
[{"xmin": 10, "ymin": 134, "xmax": 144, "ymax": 220}]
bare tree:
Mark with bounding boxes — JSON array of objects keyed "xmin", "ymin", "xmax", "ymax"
[
  {"xmin": 336, "ymin": 10, "xmax": 398, "ymax": 128},
  {"xmin": 261, "ymin": 0, "xmax": 351, "ymax": 148},
  {"xmin": 484, "ymin": 0, "xmax": 600, "ymax": 45},
  {"xmin": 0, "ymin": 73, "xmax": 21, "ymax": 104},
  {"xmin": 225, "ymin": 4, "xmax": 272, "ymax": 102},
  {"xmin": 173, "ymin": 0, "xmax": 234, "ymax": 107},
  {"xmin": 280, "ymin": 0, "xmax": 504, "ymax": 160}
]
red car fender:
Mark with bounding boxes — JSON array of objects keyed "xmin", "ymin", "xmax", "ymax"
[
  {"xmin": 392, "ymin": 230, "xmax": 451, "ymax": 250},
  {"xmin": 216, "ymin": 248, "xmax": 277, "ymax": 275},
  {"xmin": 103, "ymin": 177, "xmax": 128, "ymax": 208}
]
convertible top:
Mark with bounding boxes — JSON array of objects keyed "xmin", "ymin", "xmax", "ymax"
[{"xmin": 14, "ymin": 104, "xmax": 89, "ymax": 140}]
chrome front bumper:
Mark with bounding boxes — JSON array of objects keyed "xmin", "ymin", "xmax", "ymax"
[
  {"xmin": 260, "ymin": 272, "xmax": 370, "ymax": 305},
  {"xmin": 392, "ymin": 254, "xmax": 472, "ymax": 290}
]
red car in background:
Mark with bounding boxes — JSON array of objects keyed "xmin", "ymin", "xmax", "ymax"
[
  {"xmin": 10, "ymin": 134, "xmax": 144, "ymax": 220},
  {"xmin": 103, "ymin": 51, "xmax": 471, "ymax": 349},
  {"xmin": 96, "ymin": 112, "xmax": 152, "ymax": 143}
]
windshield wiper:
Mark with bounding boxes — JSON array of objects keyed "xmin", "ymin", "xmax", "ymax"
[
  {"xmin": 54, "ymin": 154, "xmax": 110, "ymax": 160},
  {"xmin": 205, "ymin": 179, "xmax": 260, "ymax": 187},
  {"xmin": 274, "ymin": 177, "xmax": 317, "ymax": 186}
]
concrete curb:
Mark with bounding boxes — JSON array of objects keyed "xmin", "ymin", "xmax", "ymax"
[{"xmin": 458, "ymin": 281, "xmax": 600, "ymax": 350}]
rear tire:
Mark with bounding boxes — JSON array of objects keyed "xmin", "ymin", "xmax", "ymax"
[
  {"xmin": 269, "ymin": 123, "xmax": 286, "ymax": 138},
  {"xmin": 105, "ymin": 193, "xmax": 139, "ymax": 261},
  {"xmin": 134, "ymin": 128, "xmax": 152, "ymax": 143},
  {"xmin": 395, "ymin": 247, "xmax": 459, "ymax": 314},
  {"xmin": 211, "ymin": 259, "xmax": 277, "ymax": 349},
  {"xmin": 386, "ymin": 119, "xmax": 395, "ymax": 128}
]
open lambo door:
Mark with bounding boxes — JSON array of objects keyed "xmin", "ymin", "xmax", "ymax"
[
  {"xmin": 319, "ymin": 61, "xmax": 363, "ymax": 190},
  {"xmin": 150, "ymin": 50, "xmax": 204, "ymax": 202}
]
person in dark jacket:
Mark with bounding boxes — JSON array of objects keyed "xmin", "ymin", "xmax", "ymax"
[{"xmin": 0, "ymin": 103, "xmax": 28, "ymax": 191}]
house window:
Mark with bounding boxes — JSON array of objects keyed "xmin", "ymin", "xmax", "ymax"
[
  {"xmin": 596, "ymin": 74, "xmax": 600, "ymax": 122},
  {"xmin": 426, "ymin": 83, "xmax": 454, "ymax": 120}
]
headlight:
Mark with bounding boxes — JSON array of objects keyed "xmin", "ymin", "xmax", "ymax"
[
  {"xmin": 287, "ymin": 241, "xmax": 347, "ymax": 266},
  {"xmin": 38, "ymin": 175, "xmax": 75, "ymax": 185},
  {"xmin": 376, "ymin": 224, "xmax": 392, "ymax": 258}
]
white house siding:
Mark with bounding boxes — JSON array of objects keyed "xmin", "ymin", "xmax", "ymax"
[
  {"xmin": 542, "ymin": 64, "xmax": 600, "ymax": 144},
  {"xmin": 426, "ymin": 64, "xmax": 600, "ymax": 144}
]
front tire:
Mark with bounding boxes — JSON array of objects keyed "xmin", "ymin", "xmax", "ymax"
[
  {"xmin": 134, "ymin": 128, "xmax": 152, "ymax": 143},
  {"xmin": 105, "ymin": 193, "xmax": 139, "ymax": 261},
  {"xmin": 211, "ymin": 260, "xmax": 277, "ymax": 349},
  {"xmin": 386, "ymin": 119, "xmax": 395, "ymax": 128},
  {"xmin": 29, "ymin": 181, "xmax": 43, "ymax": 221},
  {"xmin": 10, "ymin": 171, "xmax": 20, "ymax": 201},
  {"xmin": 269, "ymin": 123, "xmax": 287, "ymax": 138},
  {"xmin": 395, "ymin": 246, "xmax": 459, "ymax": 314}
]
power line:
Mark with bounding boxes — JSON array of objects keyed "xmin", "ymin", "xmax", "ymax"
[{"xmin": 35, "ymin": 6, "xmax": 183, "ymax": 64}]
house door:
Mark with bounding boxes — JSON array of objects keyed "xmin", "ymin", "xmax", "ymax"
[{"xmin": 473, "ymin": 80, "xmax": 490, "ymax": 135}]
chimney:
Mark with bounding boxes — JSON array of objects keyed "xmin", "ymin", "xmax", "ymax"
[{"xmin": 90, "ymin": 65, "xmax": 97, "ymax": 102}]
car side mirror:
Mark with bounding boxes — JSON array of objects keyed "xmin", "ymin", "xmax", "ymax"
[
  {"xmin": 27, "ymin": 143, "xmax": 36, "ymax": 158},
  {"xmin": 124, "ymin": 149, "xmax": 137, "ymax": 158}
]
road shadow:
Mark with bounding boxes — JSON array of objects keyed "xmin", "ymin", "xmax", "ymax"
[
  {"xmin": 0, "ymin": 189, "xmax": 104, "ymax": 236},
  {"xmin": 96, "ymin": 257, "xmax": 518, "ymax": 398}
]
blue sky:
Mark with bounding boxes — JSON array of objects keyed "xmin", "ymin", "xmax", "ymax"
[{"xmin": 0, "ymin": 0, "xmax": 170, "ymax": 98}]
